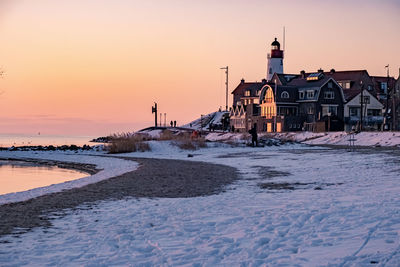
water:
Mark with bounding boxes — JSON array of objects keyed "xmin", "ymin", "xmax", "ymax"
[
  {"xmin": 0, "ymin": 160, "xmax": 88, "ymax": 195},
  {"xmin": 0, "ymin": 134, "xmax": 99, "ymax": 147}
]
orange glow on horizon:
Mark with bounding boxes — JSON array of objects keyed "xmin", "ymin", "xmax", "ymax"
[{"xmin": 0, "ymin": 0, "xmax": 399, "ymax": 135}]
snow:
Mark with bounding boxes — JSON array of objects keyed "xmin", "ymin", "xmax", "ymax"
[
  {"xmin": 182, "ymin": 111, "xmax": 229, "ymax": 130},
  {"xmin": 1, "ymin": 143, "xmax": 400, "ymax": 266},
  {"xmin": 0, "ymin": 151, "xmax": 138, "ymax": 205},
  {"xmin": 203, "ymin": 131, "xmax": 400, "ymax": 147},
  {"xmin": 302, "ymin": 131, "xmax": 400, "ymax": 147},
  {"xmin": 138, "ymin": 128, "xmax": 163, "ymax": 139}
]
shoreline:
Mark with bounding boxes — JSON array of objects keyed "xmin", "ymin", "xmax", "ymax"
[
  {"xmin": 0, "ymin": 157, "xmax": 100, "ymax": 175},
  {"xmin": 0, "ymin": 157, "xmax": 238, "ymax": 237}
]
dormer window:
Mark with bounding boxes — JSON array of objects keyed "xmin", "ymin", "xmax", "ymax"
[
  {"xmin": 245, "ymin": 90, "xmax": 251, "ymax": 97},
  {"xmin": 307, "ymin": 90, "xmax": 315, "ymax": 98},
  {"xmin": 281, "ymin": 91, "xmax": 289, "ymax": 99},
  {"xmin": 339, "ymin": 81, "xmax": 351, "ymax": 89},
  {"xmin": 306, "ymin": 73, "xmax": 323, "ymax": 81},
  {"xmin": 381, "ymin": 82, "xmax": 387, "ymax": 94},
  {"xmin": 299, "ymin": 91, "xmax": 305, "ymax": 99}
]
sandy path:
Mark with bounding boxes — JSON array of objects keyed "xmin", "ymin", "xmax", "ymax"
[{"xmin": 0, "ymin": 157, "xmax": 238, "ymax": 237}]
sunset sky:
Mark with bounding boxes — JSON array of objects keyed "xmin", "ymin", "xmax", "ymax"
[{"xmin": 0, "ymin": 0, "xmax": 399, "ymax": 135}]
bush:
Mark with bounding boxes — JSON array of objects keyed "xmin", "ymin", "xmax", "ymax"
[
  {"xmin": 106, "ymin": 133, "xmax": 151, "ymax": 154},
  {"xmin": 159, "ymin": 129, "xmax": 176, "ymax": 140},
  {"xmin": 172, "ymin": 136, "xmax": 207, "ymax": 150}
]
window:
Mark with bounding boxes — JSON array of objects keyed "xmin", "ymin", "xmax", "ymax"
[
  {"xmin": 359, "ymin": 95, "xmax": 370, "ymax": 104},
  {"xmin": 281, "ymin": 91, "xmax": 289, "ymax": 99},
  {"xmin": 324, "ymin": 91, "xmax": 334, "ymax": 99},
  {"xmin": 328, "ymin": 82, "xmax": 333, "ymax": 89},
  {"xmin": 269, "ymin": 67, "xmax": 272, "ymax": 74},
  {"xmin": 307, "ymin": 106, "xmax": 314, "ymax": 114},
  {"xmin": 349, "ymin": 107, "xmax": 360, "ymax": 117},
  {"xmin": 339, "ymin": 81, "xmax": 351, "ymax": 89},
  {"xmin": 368, "ymin": 85, "xmax": 372, "ymax": 91},
  {"xmin": 381, "ymin": 82, "xmax": 387, "ymax": 94},
  {"xmin": 306, "ymin": 73, "xmax": 323, "ymax": 81},
  {"xmin": 322, "ymin": 105, "xmax": 337, "ymax": 116},
  {"xmin": 367, "ymin": 109, "xmax": 381, "ymax": 116},
  {"xmin": 245, "ymin": 90, "xmax": 250, "ymax": 97},
  {"xmin": 307, "ymin": 90, "xmax": 314, "ymax": 98},
  {"xmin": 299, "ymin": 91, "xmax": 305, "ymax": 99}
]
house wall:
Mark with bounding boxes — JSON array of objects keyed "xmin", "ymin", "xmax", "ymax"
[
  {"xmin": 344, "ymin": 90, "xmax": 383, "ymax": 117},
  {"xmin": 344, "ymin": 90, "xmax": 384, "ymax": 131},
  {"xmin": 299, "ymin": 102, "xmax": 317, "ymax": 123},
  {"xmin": 316, "ymin": 82, "xmax": 344, "ymax": 120}
]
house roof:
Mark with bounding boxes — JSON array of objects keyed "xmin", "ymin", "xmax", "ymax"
[
  {"xmin": 259, "ymin": 85, "xmax": 298, "ymax": 104},
  {"xmin": 371, "ymin": 76, "xmax": 396, "ymax": 89},
  {"xmin": 326, "ymin": 70, "xmax": 370, "ymax": 81},
  {"xmin": 286, "ymin": 74, "xmax": 332, "ymax": 88},
  {"xmin": 231, "ymin": 81, "xmax": 264, "ymax": 97},
  {"xmin": 343, "ymin": 89, "xmax": 362, "ymax": 102},
  {"xmin": 276, "ymin": 86, "xmax": 298, "ymax": 103},
  {"xmin": 344, "ymin": 89, "xmax": 384, "ymax": 108},
  {"xmin": 273, "ymin": 73, "xmax": 300, "ymax": 85}
]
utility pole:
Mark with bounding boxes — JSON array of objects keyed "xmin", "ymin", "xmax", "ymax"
[
  {"xmin": 274, "ymin": 78, "xmax": 277, "ymax": 132},
  {"xmin": 152, "ymin": 102, "xmax": 158, "ymax": 127},
  {"xmin": 385, "ymin": 65, "xmax": 390, "ymax": 130},
  {"xmin": 360, "ymin": 81, "xmax": 363, "ymax": 132},
  {"xmin": 220, "ymin": 66, "xmax": 229, "ymax": 111}
]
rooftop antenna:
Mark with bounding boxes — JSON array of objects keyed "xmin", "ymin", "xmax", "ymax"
[
  {"xmin": 283, "ymin": 26, "xmax": 286, "ymax": 53},
  {"xmin": 283, "ymin": 26, "xmax": 286, "ymax": 56}
]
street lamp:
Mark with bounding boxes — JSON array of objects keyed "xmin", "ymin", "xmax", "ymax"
[{"xmin": 327, "ymin": 112, "xmax": 331, "ymax": 132}]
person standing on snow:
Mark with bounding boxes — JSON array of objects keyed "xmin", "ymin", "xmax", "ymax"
[{"xmin": 249, "ymin": 125, "xmax": 258, "ymax": 147}]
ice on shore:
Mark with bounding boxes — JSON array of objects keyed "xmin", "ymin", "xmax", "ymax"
[
  {"xmin": 0, "ymin": 151, "xmax": 138, "ymax": 204},
  {"xmin": 0, "ymin": 143, "xmax": 399, "ymax": 266}
]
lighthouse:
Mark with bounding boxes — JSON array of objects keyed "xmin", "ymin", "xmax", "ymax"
[{"xmin": 266, "ymin": 38, "xmax": 284, "ymax": 81}]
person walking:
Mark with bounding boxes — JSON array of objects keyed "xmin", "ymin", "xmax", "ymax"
[{"xmin": 249, "ymin": 125, "xmax": 258, "ymax": 147}]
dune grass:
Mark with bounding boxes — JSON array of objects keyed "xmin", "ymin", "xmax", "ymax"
[{"xmin": 106, "ymin": 133, "xmax": 151, "ymax": 154}]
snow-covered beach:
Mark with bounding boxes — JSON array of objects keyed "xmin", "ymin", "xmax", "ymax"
[{"xmin": 0, "ymin": 138, "xmax": 399, "ymax": 266}]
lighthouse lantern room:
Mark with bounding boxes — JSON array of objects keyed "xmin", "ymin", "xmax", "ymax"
[{"xmin": 267, "ymin": 38, "xmax": 284, "ymax": 81}]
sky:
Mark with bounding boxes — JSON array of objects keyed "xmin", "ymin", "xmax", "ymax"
[{"xmin": 0, "ymin": 0, "xmax": 399, "ymax": 135}]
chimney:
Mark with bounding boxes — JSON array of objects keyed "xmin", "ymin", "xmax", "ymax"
[
  {"xmin": 318, "ymin": 68, "xmax": 324, "ymax": 73},
  {"xmin": 300, "ymin": 70, "xmax": 306, "ymax": 79},
  {"xmin": 261, "ymin": 78, "xmax": 267, "ymax": 84},
  {"xmin": 330, "ymin": 68, "xmax": 336, "ymax": 74},
  {"xmin": 241, "ymin": 78, "xmax": 245, "ymax": 84}
]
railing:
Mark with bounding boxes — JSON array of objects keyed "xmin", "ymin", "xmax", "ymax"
[{"xmin": 345, "ymin": 116, "xmax": 384, "ymax": 124}]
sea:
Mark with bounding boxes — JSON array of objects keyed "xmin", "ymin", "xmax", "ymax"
[{"xmin": 0, "ymin": 134, "xmax": 100, "ymax": 147}]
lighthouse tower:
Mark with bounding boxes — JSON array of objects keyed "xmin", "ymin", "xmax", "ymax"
[{"xmin": 266, "ymin": 38, "xmax": 284, "ymax": 81}]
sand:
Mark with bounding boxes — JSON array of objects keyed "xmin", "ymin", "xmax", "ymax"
[{"xmin": 0, "ymin": 157, "xmax": 238, "ymax": 237}]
